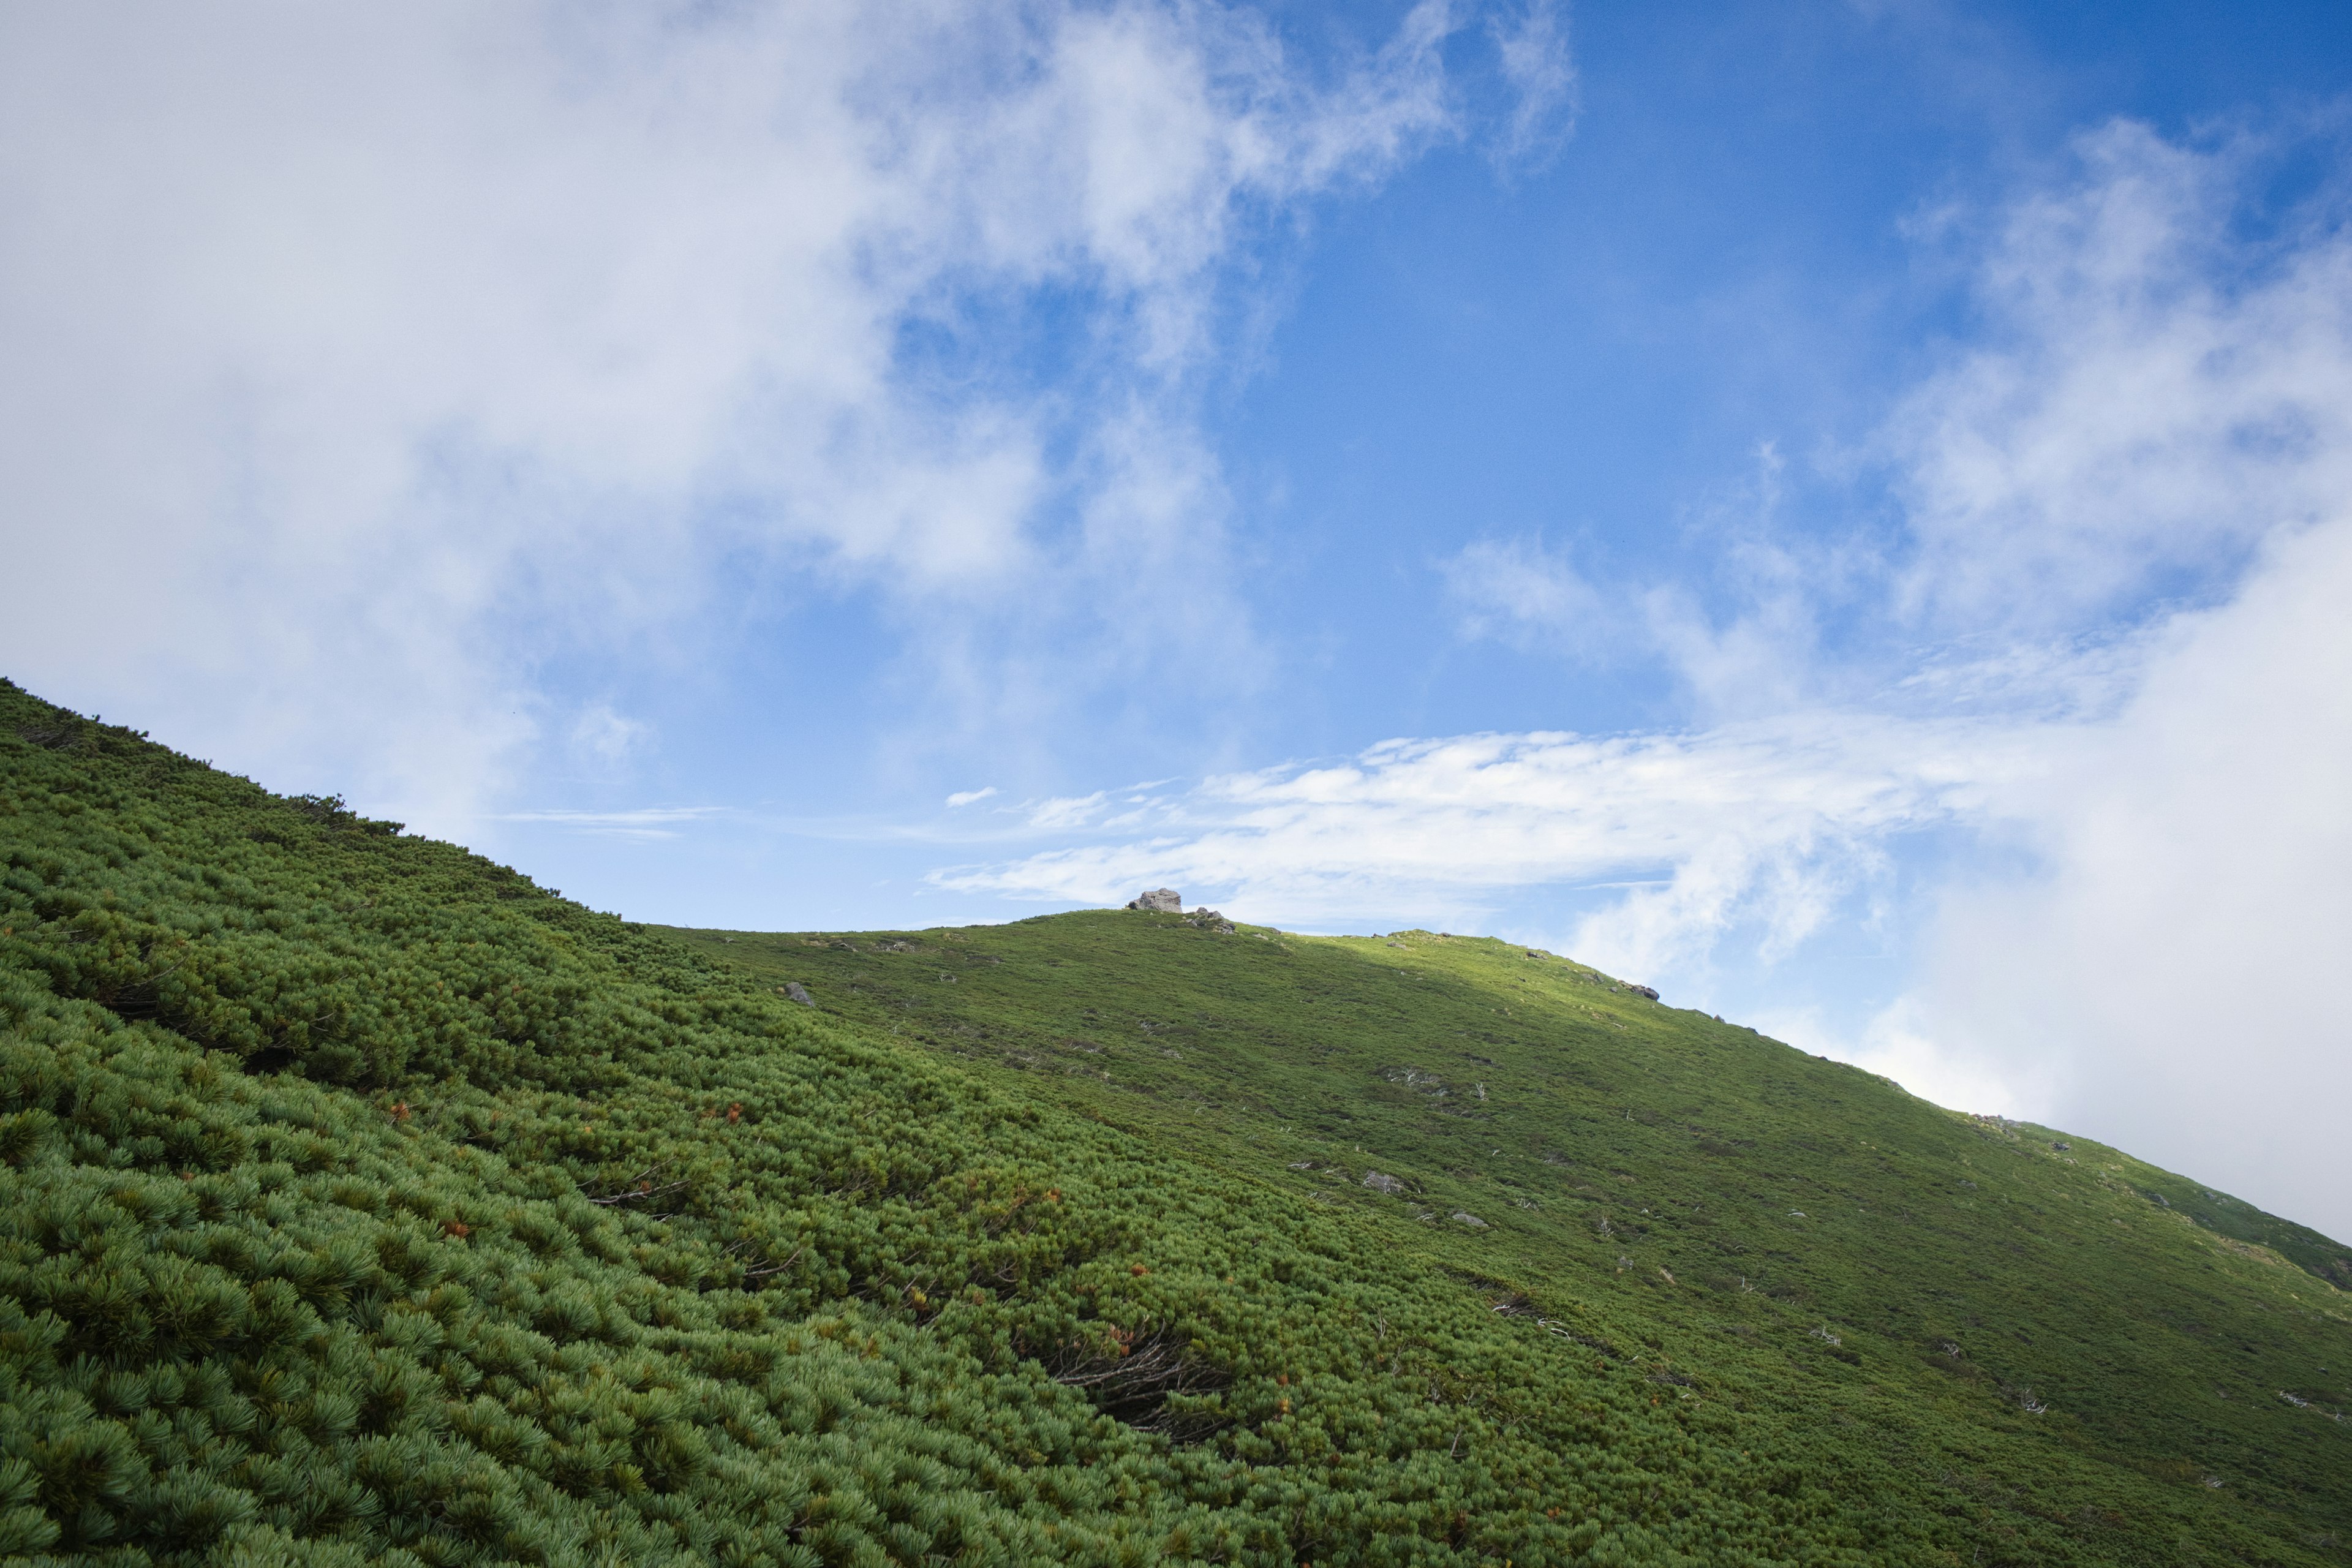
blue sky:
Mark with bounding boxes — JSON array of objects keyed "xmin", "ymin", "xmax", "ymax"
[{"xmin": 6, "ymin": 0, "xmax": 2351, "ymax": 1235}]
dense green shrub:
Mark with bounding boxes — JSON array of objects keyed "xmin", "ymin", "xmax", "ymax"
[{"xmin": 1, "ymin": 679, "xmax": 2346, "ymax": 1566}]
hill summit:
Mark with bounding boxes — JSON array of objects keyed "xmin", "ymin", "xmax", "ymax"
[{"xmin": 1, "ymin": 677, "xmax": 2346, "ymax": 1566}]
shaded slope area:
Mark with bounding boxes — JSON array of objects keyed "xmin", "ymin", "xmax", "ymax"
[
  {"xmin": 673, "ymin": 911, "xmax": 2352, "ymax": 1561},
  {"xmin": 0, "ymin": 676, "xmax": 2343, "ymax": 1565}
]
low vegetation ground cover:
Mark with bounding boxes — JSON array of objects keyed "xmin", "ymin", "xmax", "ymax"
[
  {"xmin": 0, "ymin": 677, "xmax": 2345, "ymax": 1565},
  {"xmin": 668, "ymin": 915, "xmax": 2352, "ymax": 1564}
]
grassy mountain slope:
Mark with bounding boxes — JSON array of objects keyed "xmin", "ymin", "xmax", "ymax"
[
  {"xmin": 672, "ymin": 914, "xmax": 2352, "ymax": 1558},
  {"xmin": 0, "ymin": 679, "xmax": 2343, "ymax": 1567}
]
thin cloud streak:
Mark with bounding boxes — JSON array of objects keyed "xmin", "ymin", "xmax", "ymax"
[
  {"xmin": 936, "ymin": 711, "xmax": 2051, "ymax": 949},
  {"xmin": 496, "ymin": 807, "xmax": 727, "ymax": 840},
  {"xmin": 1487, "ymin": 0, "xmax": 1578, "ymax": 168}
]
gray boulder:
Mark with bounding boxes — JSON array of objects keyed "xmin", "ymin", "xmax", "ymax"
[
  {"xmin": 1127, "ymin": 888, "xmax": 1183, "ymax": 913},
  {"xmin": 1362, "ymin": 1171, "xmax": 1407, "ymax": 1195},
  {"xmin": 785, "ymin": 982, "xmax": 814, "ymax": 1007}
]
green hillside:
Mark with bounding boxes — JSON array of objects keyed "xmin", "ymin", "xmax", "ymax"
[{"xmin": 1, "ymin": 677, "xmax": 2346, "ymax": 1567}]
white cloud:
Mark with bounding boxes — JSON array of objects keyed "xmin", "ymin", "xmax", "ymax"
[
  {"xmin": 1487, "ymin": 0, "xmax": 1577, "ymax": 167},
  {"xmin": 938, "ymin": 712, "xmax": 2048, "ymax": 965},
  {"xmin": 1758, "ymin": 998, "xmax": 2046, "ymax": 1121},
  {"xmin": 1441, "ymin": 535, "xmax": 1611, "ymax": 650},
  {"xmin": 1888, "ymin": 119, "xmax": 2352, "ymax": 631},
  {"xmin": 1023, "ymin": 791, "xmax": 1115, "ymax": 829},
  {"xmin": 0, "ymin": 1, "xmax": 1468, "ymax": 834},
  {"xmin": 1444, "ymin": 445, "xmax": 1836, "ymax": 718},
  {"xmin": 946, "ymin": 786, "xmax": 1000, "ymax": 808},
  {"xmin": 496, "ymin": 806, "xmax": 723, "ymax": 840},
  {"xmin": 569, "ymin": 704, "xmax": 649, "ymax": 767},
  {"xmin": 1909, "ymin": 515, "xmax": 2352, "ymax": 1235},
  {"xmin": 1859, "ymin": 121, "xmax": 2352, "ymax": 1237}
]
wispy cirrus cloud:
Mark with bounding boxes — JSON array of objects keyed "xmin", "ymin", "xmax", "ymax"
[
  {"xmin": 937, "ymin": 711, "xmax": 2051, "ymax": 968},
  {"xmin": 496, "ymin": 807, "xmax": 725, "ymax": 840},
  {"xmin": 1487, "ymin": 0, "xmax": 1577, "ymax": 168},
  {"xmin": 1439, "ymin": 535, "xmax": 1613, "ymax": 652}
]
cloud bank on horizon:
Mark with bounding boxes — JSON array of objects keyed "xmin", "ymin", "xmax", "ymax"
[{"xmin": 3, "ymin": 3, "xmax": 2348, "ymax": 1237}]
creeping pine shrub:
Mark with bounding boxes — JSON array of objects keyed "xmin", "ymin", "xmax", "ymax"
[
  {"xmin": 0, "ymin": 687, "xmax": 1909, "ymax": 1567},
  {"xmin": 1, "ymin": 679, "xmax": 2346, "ymax": 1567}
]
